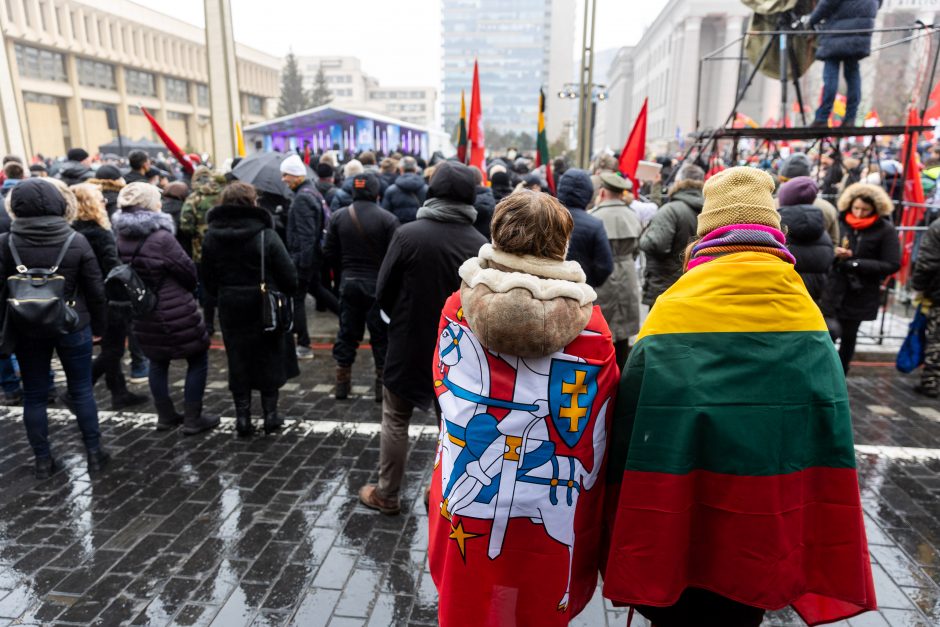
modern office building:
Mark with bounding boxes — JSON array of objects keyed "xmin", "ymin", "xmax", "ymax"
[
  {"xmin": 297, "ymin": 55, "xmax": 437, "ymax": 130},
  {"xmin": 0, "ymin": 0, "xmax": 281, "ymax": 159},
  {"xmin": 594, "ymin": 0, "xmax": 940, "ymax": 152},
  {"xmin": 440, "ymin": 0, "xmax": 575, "ymax": 142}
]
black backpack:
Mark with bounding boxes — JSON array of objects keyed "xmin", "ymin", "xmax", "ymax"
[
  {"xmin": 105, "ymin": 236, "xmax": 157, "ymax": 318},
  {"xmin": 4, "ymin": 232, "xmax": 80, "ymax": 339}
]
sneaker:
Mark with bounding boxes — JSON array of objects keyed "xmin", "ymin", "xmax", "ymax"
[
  {"xmin": 296, "ymin": 346, "xmax": 314, "ymax": 360},
  {"xmin": 358, "ymin": 484, "xmax": 401, "ymax": 515},
  {"xmin": 913, "ymin": 384, "xmax": 939, "ymax": 399},
  {"xmin": 129, "ymin": 363, "xmax": 149, "ymax": 385}
]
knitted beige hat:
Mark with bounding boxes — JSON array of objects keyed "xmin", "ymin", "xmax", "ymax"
[{"xmin": 697, "ymin": 166, "xmax": 780, "ymax": 236}]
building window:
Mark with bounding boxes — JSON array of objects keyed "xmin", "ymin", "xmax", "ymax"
[
  {"xmin": 246, "ymin": 95, "xmax": 264, "ymax": 115},
  {"xmin": 196, "ymin": 83, "xmax": 209, "ymax": 107},
  {"xmin": 165, "ymin": 77, "xmax": 189, "ymax": 103},
  {"xmin": 14, "ymin": 43, "xmax": 67, "ymax": 82},
  {"xmin": 167, "ymin": 111, "xmax": 187, "ymax": 120},
  {"xmin": 126, "ymin": 69, "xmax": 156, "ymax": 97},
  {"xmin": 77, "ymin": 58, "xmax": 116, "ymax": 89}
]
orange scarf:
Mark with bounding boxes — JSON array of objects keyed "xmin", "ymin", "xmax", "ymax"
[{"xmin": 845, "ymin": 213, "xmax": 879, "ymax": 230}]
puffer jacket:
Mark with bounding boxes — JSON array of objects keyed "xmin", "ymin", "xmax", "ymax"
[
  {"xmin": 557, "ymin": 169, "xmax": 614, "ymax": 288},
  {"xmin": 778, "ymin": 204, "xmax": 834, "ymax": 304},
  {"xmin": 382, "ymin": 173, "xmax": 428, "ymax": 224},
  {"xmin": 912, "ymin": 217, "xmax": 940, "ymax": 303},
  {"xmin": 639, "ymin": 181, "xmax": 705, "ymax": 305},
  {"xmin": 809, "ymin": 0, "xmax": 880, "ymax": 61},
  {"xmin": 56, "ymin": 160, "xmax": 93, "ymax": 186},
  {"xmin": 113, "ymin": 207, "xmax": 209, "ymax": 360},
  {"xmin": 330, "ymin": 177, "xmax": 355, "ymax": 211}
]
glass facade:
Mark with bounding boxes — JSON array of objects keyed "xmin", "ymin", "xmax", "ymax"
[
  {"xmin": 165, "ymin": 77, "xmax": 189, "ymax": 103},
  {"xmin": 246, "ymin": 95, "xmax": 264, "ymax": 115},
  {"xmin": 77, "ymin": 58, "xmax": 116, "ymax": 90},
  {"xmin": 196, "ymin": 83, "xmax": 210, "ymax": 107},
  {"xmin": 441, "ymin": 0, "xmax": 551, "ymax": 135},
  {"xmin": 126, "ymin": 69, "xmax": 156, "ymax": 96},
  {"xmin": 14, "ymin": 44, "xmax": 67, "ymax": 82}
]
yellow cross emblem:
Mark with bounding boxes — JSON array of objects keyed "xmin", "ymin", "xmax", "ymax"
[{"xmin": 559, "ymin": 370, "xmax": 588, "ymax": 432}]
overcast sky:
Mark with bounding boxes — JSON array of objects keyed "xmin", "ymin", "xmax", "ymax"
[{"xmin": 146, "ymin": 0, "xmax": 666, "ymax": 87}]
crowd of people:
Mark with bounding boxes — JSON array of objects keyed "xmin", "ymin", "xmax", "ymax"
[{"xmin": 3, "ymin": 129, "xmax": 940, "ymax": 624}]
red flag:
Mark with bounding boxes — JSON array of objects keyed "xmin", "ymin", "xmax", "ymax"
[
  {"xmin": 428, "ymin": 292, "xmax": 619, "ymax": 626},
  {"xmin": 303, "ymin": 145, "xmax": 311, "ymax": 166},
  {"xmin": 467, "ymin": 60, "xmax": 486, "ymax": 183},
  {"xmin": 899, "ymin": 107, "xmax": 926, "ymax": 284},
  {"xmin": 617, "ymin": 98, "xmax": 647, "ymax": 190},
  {"xmin": 140, "ymin": 107, "xmax": 193, "ymax": 175},
  {"xmin": 924, "ymin": 79, "xmax": 940, "ymax": 141}
]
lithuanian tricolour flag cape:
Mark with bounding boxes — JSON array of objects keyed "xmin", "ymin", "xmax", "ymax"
[{"xmin": 603, "ymin": 251, "xmax": 877, "ymax": 626}]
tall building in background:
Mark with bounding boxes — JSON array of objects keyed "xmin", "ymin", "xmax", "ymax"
[
  {"xmin": 297, "ymin": 56, "xmax": 437, "ymax": 130},
  {"xmin": 0, "ymin": 0, "xmax": 280, "ymax": 159},
  {"xmin": 441, "ymin": 0, "xmax": 575, "ymax": 142}
]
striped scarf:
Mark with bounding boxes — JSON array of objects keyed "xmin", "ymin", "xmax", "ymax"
[{"xmin": 687, "ymin": 223, "xmax": 795, "ymax": 270}]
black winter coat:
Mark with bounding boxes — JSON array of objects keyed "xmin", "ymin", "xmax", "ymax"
[
  {"xmin": 72, "ymin": 220, "xmax": 119, "ymax": 278},
  {"xmin": 809, "ymin": 0, "xmax": 880, "ymax": 61},
  {"xmin": 56, "ymin": 161, "xmax": 93, "ymax": 186},
  {"xmin": 286, "ymin": 180, "xmax": 327, "ymax": 274},
  {"xmin": 557, "ymin": 169, "xmax": 614, "ymax": 288},
  {"xmin": 0, "ymin": 224, "xmax": 107, "ymax": 338},
  {"xmin": 381, "ymin": 173, "xmax": 428, "ymax": 224},
  {"xmin": 912, "ymin": 218, "xmax": 940, "ymax": 303},
  {"xmin": 202, "ymin": 204, "xmax": 299, "ymax": 392},
  {"xmin": 377, "ymin": 217, "xmax": 486, "ymax": 410},
  {"xmin": 778, "ymin": 204, "xmax": 834, "ymax": 304},
  {"xmin": 324, "ymin": 201, "xmax": 399, "ymax": 280},
  {"xmin": 826, "ymin": 214, "xmax": 900, "ymax": 321},
  {"xmin": 113, "ymin": 207, "xmax": 209, "ymax": 361},
  {"xmin": 330, "ymin": 178, "xmax": 355, "ymax": 212},
  {"xmin": 472, "ymin": 185, "xmax": 496, "ymax": 240}
]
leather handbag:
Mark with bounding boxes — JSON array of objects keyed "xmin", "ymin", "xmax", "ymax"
[{"xmin": 259, "ymin": 230, "xmax": 293, "ymax": 334}]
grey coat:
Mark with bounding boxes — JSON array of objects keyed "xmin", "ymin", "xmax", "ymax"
[{"xmin": 590, "ymin": 200, "xmax": 642, "ymax": 341}]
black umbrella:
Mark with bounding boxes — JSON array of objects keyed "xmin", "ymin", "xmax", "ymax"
[{"xmin": 231, "ymin": 151, "xmax": 314, "ymax": 197}]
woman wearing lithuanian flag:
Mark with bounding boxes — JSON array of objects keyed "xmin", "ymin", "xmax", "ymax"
[{"xmin": 603, "ymin": 167, "xmax": 876, "ymax": 626}]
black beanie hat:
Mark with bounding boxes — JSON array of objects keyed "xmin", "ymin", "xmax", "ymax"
[
  {"xmin": 352, "ymin": 173, "xmax": 380, "ymax": 201},
  {"xmin": 95, "ymin": 165, "xmax": 122, "ymax": 181},
  {"xmin": 316, "ymin": 162, "xmax": 334, "ymax": 179},
  {"xmin": 428, "ymin": 161, "xmax": 476, "ymax": 205},
  {"xmin": 67, "ymin": 148, "xmax": 89, "ymax": 162}
]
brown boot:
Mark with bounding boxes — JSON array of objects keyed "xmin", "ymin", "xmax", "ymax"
[
  {"xmin": 335, "ymin": 365, "xmax": 352, "ymax": 400},
  {"xmin": 358, "ymin": 484, "xmax": 400, "ymax": 515}
]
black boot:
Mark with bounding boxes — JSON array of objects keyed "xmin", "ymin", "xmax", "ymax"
[
  {"xmin": 34, "ymin": 456, "xmax": 62, "ymax": 480},
  {"xmin": 111, "ymin": 389, "xmax": 148, "ymax": 411},
  {"xmin": 335, "ymin": 365, "xmax": 352, "ymax": 400},
  {"xmin": 87, "ymin": 448, "xmax": 111, "ymax": 472},
  {"xmin": 154, "ymin": 398, "xmax": 183, "ymax": 431},
  {"xmin": 261, "ymin": 391, "xmax": 282, "ymax": 434},
  {"xmin": 182, "ymin": 401, "xmax": 221, "ymax": 435},
  {"xmin": 233, "ymin": 392, "xmax": 253, "ymax": 437}
]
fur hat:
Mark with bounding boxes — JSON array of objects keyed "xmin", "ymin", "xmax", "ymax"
[
  {"xmin": 698, "ymin": 167, "xmax": 780, "ymax": 236},
  {"xmin": 118, "ymin": 182, "xmax": 163, "ymax": 211}
]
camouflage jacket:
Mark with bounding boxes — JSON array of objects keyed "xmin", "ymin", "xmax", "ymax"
[{"xmin": 179, "ymin": 168, "xmax": 225, "ymax": 262}]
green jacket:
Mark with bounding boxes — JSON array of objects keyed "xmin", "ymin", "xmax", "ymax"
[{"xmin": 180, "ymin": 168, "xmax": 225, "ymax": 262}]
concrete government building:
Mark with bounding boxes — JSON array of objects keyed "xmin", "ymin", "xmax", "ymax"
[
  {"xmin": 593, "ymin": 0, "xmax": 940, "ymax": 153},
  {"xmin": 0, "ymin": 0, "xmax": 281, "ymax": 159}
]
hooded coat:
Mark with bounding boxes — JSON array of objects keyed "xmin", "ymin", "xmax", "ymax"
[
  {"xmin": 778, "ymin": 204, "xmax": 834, "ymax": 304},
  {"xmin": 472, "ymin": 185, "xmax": 496, "ymax": 240},
  {"xmin": 56, "ymin": 160, "xmax": 93, "ymax": 186},
  {"xmin": 113, "ymin": 207, "xmax": 209, "ymax": 361},
  {"xmin": 809, "ymin": 0, "xmax": 880, "ymax": 61},
  {"xmin": 639, "ymin": 181, "xmax": 705, "ymax": 305},
  {"xmin": 590, "ymin": 199, "xmax": 643, "ymax": 340},
  {"xmin": 381, "ymin": 173, "xmax": 428, "ymax": 224},
  {"xmin": 825, "ymin": 182, "xmax": 900, "ymax": 321},
  {"xmin": 0, "ymin": 180, "xmax": 107, "ymax": 339},
  {"xmin": 557, "ymin": 170, "xmax": 614, "ymax": 289},
  {"xmin": 201, "ymin": 204, "xmax": 299, "ymax": 392}
]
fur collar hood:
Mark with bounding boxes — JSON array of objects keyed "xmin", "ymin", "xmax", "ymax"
[
  {"xmin": 837, "ymin": 182, "xmax": 894, "ymax": 216},
  {"xmin": 112, "ymin": 206, "xmax": 175, "ymax": 238},
  {"xmin": 458, "ymin": 244, "xmax": 596, "ymax": 358}
]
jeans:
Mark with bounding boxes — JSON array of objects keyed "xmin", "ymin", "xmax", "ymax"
[
  {"xmin": 92, "ymin": 312, "xmax": 128, "ymax": 394},
  {"xmin": 0, "ymin": 354, "xmax": 20, "ymax": 395},
  {"xmin": 333, "ymin": 277, "xmax": 388, "ymax": 370},
  {"xmin": 294, "ymin": 265, "xmax": 340, "ymax": 347},
  {"xmin": 127, "ymin": 325, "xmax": 148, "ymax": 373},
  {"xmin": 814, "ymin": 58, "xmax": 861, "ymax": 125},
  {"xmin": 149, "ymin": 350, "xmax": 209, "ymax": 405},
  {"xmin": 17, "ymin": 327, "xmax": 100, "ymax": 458}
]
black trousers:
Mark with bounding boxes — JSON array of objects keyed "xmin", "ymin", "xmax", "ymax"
[
  {"xmin": 636, "ymin": 588, "xmax": 765, "ymax": 627},
  {"xmin": 92, "ymin": 311, "xmax": 129, "ymax": 395},
  {"xmin": 838, "ymin": 318, "xmax": 862, "ymax": 374},
  {"xmin": 293, "ymin": 265, "xmax": 339, "ymax": 347},
  {"xmin": 332, "ymin": 277, "xmax": 388, "ymax": 370}
]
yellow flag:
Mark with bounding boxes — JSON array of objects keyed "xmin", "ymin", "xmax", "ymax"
[{"xmin": 235, "ymin": 122, "xmax": 246, "ymax": 158}]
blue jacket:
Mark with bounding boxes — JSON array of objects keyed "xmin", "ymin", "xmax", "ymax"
[
  {"xmin": 556, "ymin": 169, "xmax": 613, "ymax": 288},
  {"xmin": 381, "ymin": 173, "xmax": 428, "ymax": 224},
  {"xmin": 809, "ymin": 0, "xmax": 880, "ymax": 61}
]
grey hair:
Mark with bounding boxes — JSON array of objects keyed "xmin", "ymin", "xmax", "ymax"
[
  {"xmin": 401, "ymin": 156, "xmax": 418, "ymax": 173},
  {"xmin": 676, "ymin": 164, "xmax": 706, "ymax": 183}
]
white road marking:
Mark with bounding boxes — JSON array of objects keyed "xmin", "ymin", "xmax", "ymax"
[
  {"xmin": 868, "ymin": 405, "xmax": 897, "ymax": 416},
  {"xmin": 911, "ymin": 407, "xmax": 940, "ymax": 422}
]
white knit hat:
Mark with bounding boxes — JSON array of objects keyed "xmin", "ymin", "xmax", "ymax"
[
  {"xmin": 279, "ymin": 154, "xmax": 306, "ymax": 177},
  {"xmin": 118, "ymin": 182, "xmax": 162, "ymax": 212}
]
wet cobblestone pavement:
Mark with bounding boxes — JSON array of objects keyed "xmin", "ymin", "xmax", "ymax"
[{"xmin": 0, "ymin": 323, "xmax": 938, "ymax": 624}]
